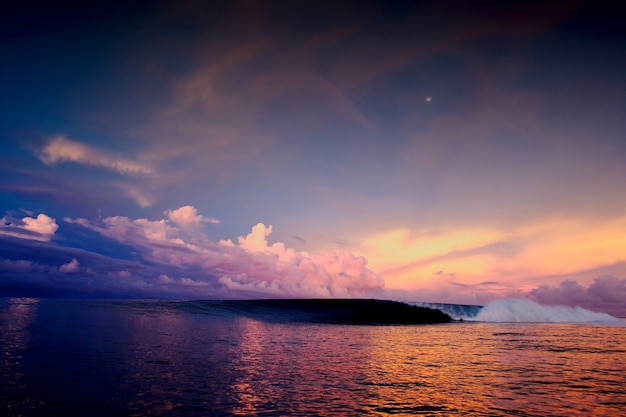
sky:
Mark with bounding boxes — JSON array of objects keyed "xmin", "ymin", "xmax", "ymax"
[{"xmin": 1, "ymin": 0, "xmax": 625, "ymax": 316}]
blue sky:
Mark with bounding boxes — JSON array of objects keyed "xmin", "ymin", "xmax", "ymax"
[{"xmin": 1, "ymin": 1, "xmax": 625, "ymax": 316}]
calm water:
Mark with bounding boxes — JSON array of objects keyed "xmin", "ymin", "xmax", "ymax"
[{"xmin": 1, "ymin": 298, "xmax": 625, "ymax": 416}]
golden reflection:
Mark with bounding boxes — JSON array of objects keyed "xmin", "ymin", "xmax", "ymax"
[
  {"xmin": 357, "ymin": 324, "xmax": 496, "ymax": 415},
  {"xmin": 111, "ymin": 308, "xmax": 626, "ymax": 416},
  {"xmin": 228, "ymin": 318, "xmax": 366, "ymax": 415},
  {"xmin": 230, "ymin": 318, "xmax": 267, "ymax": 416},
  {"xmin": 3, "ymin": 300, "xmax": 623, "ymax": 416},
  {"xmin": 483, "ymin": 324, "xmax": 626, "ymax": 416}
]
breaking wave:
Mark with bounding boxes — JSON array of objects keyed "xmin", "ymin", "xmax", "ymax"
[
  {"xmin": 410, "ymin": 302, "xmax": 482, "ymax": 320},
  {"xmin": 469, "ymin": 298, "xmax": 625, "ymax": 325},
  {"xmin": 105, "ymin": 298, "xmax": 626, "ymax": 325}
]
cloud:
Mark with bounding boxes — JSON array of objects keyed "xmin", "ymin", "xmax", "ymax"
[
  {"xmin": 527, "ymin": 276, "xmax": 626, "ymax": 318},
  {"xmin": 236, "ymin": 223, "xmax": 276, "ymax": 253},
  {"xmin": 22, "ymin": 213, "xmax": 59, "ymax": 236},
  {"xmin": 215, "ymin": 223, "xmax": 383, "ymax": 297},
  {"xmin": 122, "ymin": 185, "xmax": 155, "ymax": 208},
  {"xmin": 0, "ymin": 213, "xmax": 58, "ymax": 242},
  {"xmin": 166, "ymin": 206, "xmax": 220, "ymax": 227},
  {"xmin": 69, "ymin": 208, "xmax": 384, "ymax": 298},
  {"xmin": 37, "ymin": 136, "xmax": 152, "ymax": 176},
  {"xmin": 59, "ymin": 258, "xmax": 80, "ymax": 273},
  {"xmin": 0, "ymin": 258, "xmax": 34, "ymax": 272},
  {"xmin": 359, "ymin": 214, "xmax": 626, "ymax": 301},
  {"xmin": 0, "ymin": 235, "xmax": 194, "ymax": 298}
]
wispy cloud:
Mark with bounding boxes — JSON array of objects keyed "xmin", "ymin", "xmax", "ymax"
[{"xmin": 37, "ymin": 136, "xmax": 152, "ymax": 176}]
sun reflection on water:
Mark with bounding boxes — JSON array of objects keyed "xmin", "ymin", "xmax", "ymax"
[
  {"xmin": 1, "ymin": 300, "xmax": 625, "ymax": 416},
  {"xmin": 0, "ymin": 298, "xmax": 42, "ymax": 414}
]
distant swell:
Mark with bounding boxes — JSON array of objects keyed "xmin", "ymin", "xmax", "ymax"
[
  {"xmin": 122, "ymin": 298, "xmax": 625, "ymax": 326},
  {"xmin": 469, "ymin": 298, "xmax": 625, "ymax": 325}
]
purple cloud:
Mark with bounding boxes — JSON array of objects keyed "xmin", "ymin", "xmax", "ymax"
[{"xmin": 527, "ymin": 276, "xmax": 626, "ymax": 318}]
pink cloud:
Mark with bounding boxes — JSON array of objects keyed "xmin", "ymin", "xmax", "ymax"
[
  {"xmin": 72, "ymin": 208, "xmax": 384, "ymax": 298},
  {"xmin": 0, "ymin": 213, "xmax": 58, "ymax": 242},
  {"xmin": 166, "ymin": 206, "xmax": 220, "ymax": 227},
  {"xmin": 96, "ymin": 216, "xmax": 183, "ymax": 245},
  {"xmin": 37, "ymin": 136, "xmax": 152, "ymax": 176},
  {"xmin": 59, "ymin": 258, "xmax": 80, "ymax": 273},
  {"xmin": 22, "ymin": 214, "xmax": 58, "ymax": 236}
]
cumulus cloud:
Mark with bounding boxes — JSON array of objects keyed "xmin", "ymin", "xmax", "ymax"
[
  {"xmin": 37, "ymin": 135, "xmax": 152, "ymax": 176},
  {"xmin": 527, "ymin": 276, "xmax": 626, "ymax": 318},
  {"xmin": 71, "ymin": 208, "xmax": 384, "ymax": 298},
  {"xmin": 22, "ymin": 214, "xmax": 59, "ymax": 236},
  {"xmin": 0, "ymin": 213, "xmax": 58, "ymax": 242},
  {"xmin": 236, "ymin": 223, "xmax": 276, "ymax": 253},
  {"xmin": 166, "ymin": 205, "xmax": 220, "ymax": 227}
]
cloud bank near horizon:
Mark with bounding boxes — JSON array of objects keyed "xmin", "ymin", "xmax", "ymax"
[
  {"xmin": 1, "ymin": 207, "xmax": 383, "ymax": 299},
  {"xmin": 1, "ymin": 206, "xmax": 624, "ymax": 317}
]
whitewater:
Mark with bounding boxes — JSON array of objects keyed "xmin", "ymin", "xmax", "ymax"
[
  {"xmin": 417, "ymin": 298, "xmax": 626, "ymax": 325},
  {"xmin": 2, "ymin": 297, "xmax": 625, "ymax": 416}
]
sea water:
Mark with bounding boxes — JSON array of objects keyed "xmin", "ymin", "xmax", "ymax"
[{"xmin": 1, "ymin": 298, "xmax": 625, "ymax": 416}]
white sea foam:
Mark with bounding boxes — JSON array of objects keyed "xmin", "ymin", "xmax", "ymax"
[{"xmin": 470, "ymin": 298, "xmax": 625, "ymax": 324}]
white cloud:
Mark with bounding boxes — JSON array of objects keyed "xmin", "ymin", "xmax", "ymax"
[{"xmin": 37, "ymin": 135, "xmax": 152, "ymax": 176}]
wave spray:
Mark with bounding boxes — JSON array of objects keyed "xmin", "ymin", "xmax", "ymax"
[{"xmin": 470, "ymin": 298, "xmax": 624, "ymax": 324}]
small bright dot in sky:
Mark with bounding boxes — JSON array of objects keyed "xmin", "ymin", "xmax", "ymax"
[{"xmin": 426, "ymin": 97, "xmax": 432, "ymax": 102}]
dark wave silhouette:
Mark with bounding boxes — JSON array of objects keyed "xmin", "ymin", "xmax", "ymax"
[{"xmin": 205, "ymin": 299, "xmax": 453, "ymax": 325}]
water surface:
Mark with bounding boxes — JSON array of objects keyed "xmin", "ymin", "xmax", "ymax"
[{"xmin": 1, "ymin": 298, "xmax": 625, "ymax": 416}]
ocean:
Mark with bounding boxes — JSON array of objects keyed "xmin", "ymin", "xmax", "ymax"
[{"xmin": 1, "ymin": 298, "xmax": 625, "ymax": 416}]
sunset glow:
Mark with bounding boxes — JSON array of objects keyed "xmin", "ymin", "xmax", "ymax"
[{"xmin": 1, "ymin": 1, "xmax": 625, "ymax": 316}]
